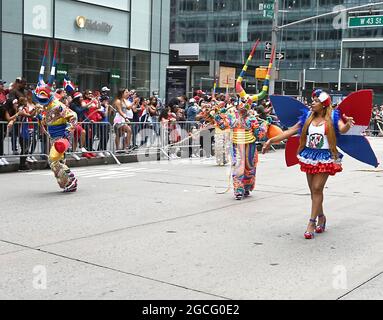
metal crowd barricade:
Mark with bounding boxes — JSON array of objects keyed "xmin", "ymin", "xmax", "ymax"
[
  {"xmin": 0, "ymin": 121, "xmax": 49, "ymax": 162},
  {"xmin": 0, "ymin": 120, "xmax": 121, "ymax": 164},
  {"xmin": 1, "ymin": 119, "xmax": 227, "ymax": 166},
  {"xmin": 111, "ymin": 120, "xmax": 206, "ymax": 160}
]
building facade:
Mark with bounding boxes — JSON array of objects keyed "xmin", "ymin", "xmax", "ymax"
[
  {"xmin": 0, "ymin": 0, "xmax": 170, "ymax": 98},
  {"xmin": 170, "ymin": 0, "xmax": 383, "ymax": 102}
]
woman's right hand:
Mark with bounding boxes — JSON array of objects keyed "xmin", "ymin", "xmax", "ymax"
[{"xmin": 262, "ymin": 139, "xmax": 272, "ymax": 154}]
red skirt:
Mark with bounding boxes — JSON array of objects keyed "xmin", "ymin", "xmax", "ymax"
[{"xmin": 299, "ymin": 162, "xmax": 343, "ymax": 176}]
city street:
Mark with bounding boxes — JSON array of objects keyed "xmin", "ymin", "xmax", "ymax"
[{"xmin": 0, "ymin": 138, "xmax": 382, "ymax": 300}]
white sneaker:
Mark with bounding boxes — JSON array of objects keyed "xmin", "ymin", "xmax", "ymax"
[
  {"xmin": 98, "ymin": 152, "xmax": 105, "ymax": 158},
  {"xmin": 81, "ymin": 147, "xmax": 88, "ymax": 153},
  {"xmin": 1, "ymin": 158, "xmax": 9, "ymax": 165},
  {"xmin": 26, "ymin": 157, "xmax": 34, "ymax": 163},
  {"xmin": 0, "ymin": 159, "xmax": 4, "ymax": 166},
  {"xmin": 31, "ymin": 156, "xmax": 38, "ymax": 162},
  {"xmin": 72, "ymin": 154, "xmax": 81, "ymax": 161}
]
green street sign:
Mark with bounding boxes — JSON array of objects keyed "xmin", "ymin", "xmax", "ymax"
[
  {"xmin": 264, "ymin": 9, "xmax": 274, "ymax": 19},
  {"xmin": 348, "ymin": 15, "xmax": 383, "ymax": 28},
  {"xmin": 259, "ymin": 3, "xmax": 274, "ymax": 11}
]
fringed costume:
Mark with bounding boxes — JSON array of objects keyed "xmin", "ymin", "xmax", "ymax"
[{"xmin": 33, "ymin": 41, "xmax": 79, "ymax": 192}]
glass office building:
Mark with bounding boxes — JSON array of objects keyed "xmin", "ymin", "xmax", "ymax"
[
  {"xmin": 0, "ymin": 0, "xmax": 170, "ymax": 98},
  {"xmin": 170, "ymin": 0, "xmax": 383, "ymax": 102}
]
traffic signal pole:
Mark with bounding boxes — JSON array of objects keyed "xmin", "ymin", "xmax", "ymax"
[{"xmin": 269, "ymin": 0, "xmax": 278, "ymax": 95}]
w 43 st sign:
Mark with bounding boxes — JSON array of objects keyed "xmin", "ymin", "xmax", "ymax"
[{"xmin": 349, "ymin": 15, "xmax": 383, "ymax": 28}]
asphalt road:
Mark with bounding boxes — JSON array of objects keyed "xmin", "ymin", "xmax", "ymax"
[{"xmin": 0, "ymin": 138, "xmax": 382, "ymax": 300}]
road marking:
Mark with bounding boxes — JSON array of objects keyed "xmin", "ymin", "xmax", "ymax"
[{"xmin": 26, "ymin": 166, "xmax": 168, "ymax": 180}]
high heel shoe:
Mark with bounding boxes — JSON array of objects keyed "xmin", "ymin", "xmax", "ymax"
[
  {"xmin": 315, "ymin": 214, "xmax": 327, "ymax": 234},
  {"xmin": 304, "ymin": 219, "xmax": 317, "ymax": 239}
]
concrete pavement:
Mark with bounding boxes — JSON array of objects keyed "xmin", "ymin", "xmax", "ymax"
[{"xmin": 0, "ymin": 138, "xmax": 382, "ymax": 300}]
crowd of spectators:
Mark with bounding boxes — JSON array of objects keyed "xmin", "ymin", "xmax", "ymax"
[
  {"xmin": 0, "ymin": 78, "xmax": 283, "ymax": 170},
  {"xmin": 0, "ymin": 77, "xmax": 43, "ymax": 170},
  {"xmin": 0, "ymin": 77, "xmax": 171, "ymax": 170},
  {"xmin": 3, "ymin": 76, "xmax": 381, "ymax": 171}
]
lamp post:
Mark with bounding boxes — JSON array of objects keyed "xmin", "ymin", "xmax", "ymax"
[{"xmin": 354, "ymin": 74, "xmax": 358, "ymax": 91}]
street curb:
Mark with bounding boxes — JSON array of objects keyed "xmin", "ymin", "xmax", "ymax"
[{"xmin": 0, "ymin": 150, "xmax": 161, "ymax": 174}]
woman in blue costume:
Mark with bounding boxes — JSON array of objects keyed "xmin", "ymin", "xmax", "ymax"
[{"xmin": 262, "ymin": 90, "xmax": 355, "ymax": 239}]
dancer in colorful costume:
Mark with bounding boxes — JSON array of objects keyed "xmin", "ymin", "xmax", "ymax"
[
  {"xmin": 33, "ymin": 42, "xmax": 78, "ymax": 193},
  {"xmin": 212, "ymin": 40, "xmax": 281, "ymax": 200},
  {"xmin": 214, "ymin": 100, "xmax": 274, "ymax": 200},
  {"xmin": 263, "ymin": 89, "xmax": 379, "ymax": 239}
]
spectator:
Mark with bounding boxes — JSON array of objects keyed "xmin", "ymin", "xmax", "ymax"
[
  {"xmin": 131, "ymin": 95, "xmax": 141, "ymax": 149},
  {"xmin": 159, "ymin": 107, "xmax": 178, "ymax": 158},
  {"xmin": 69, "ymin": 92, "xmax": 88, "ymax": 159},
  {"xmin": 256, "ymin": 100, "xmax": 269, "ymax": 120},
  {"xmin": 168, "ymin": 95, "xmax": 187, "ymax": 109},
  {"xmin": 55, "ymin": 89, "xmax": 67, "ymax": 102},
  {"xmin": 113, "ymin": 88, "xmax": 132, "ymax": 152},
  {"xmin": 372, "ymin": 105, "xmax": 382, "ymax": 137},
  {"xmin": 97, "ymin": 95, "xmax": 111, "ymax": 157},
  {"xmin": 1, "ymin": 99, "xmax": 21, "ymax": 164},
  {"xmin": 25, "ymin": 91, "xmax": 39, "ymax": 163},
  {"xmin": 0, "ymin": 99, "xmax": 11, "ymax": 166},
  {"xmin": 194, "ymin": 90, "xmax": 206, "ymax": 102},
  {"xmin": 152, "ymin": 91, "xmax": 165, "ymax": 113},
  {"xmin": 5, "ymin": 98, "xmax": 20, "ymax": 155},
  {"xmin": 139, "ymin": 97, "xmax": 159, "ymax": 147},
  {"xmin": 101, "ymin": 86, "xmax": 111, "ymax": 100},
  {"xmin": 17, "ymin": 97, "xmax": 38, "ymax": 171},
  {"xmin": 8, "ymin": 77, "xmax": 27, "ymax": 101},
  {"xmin": 148, "ymin": 96, "xmax": 159, "ymax": 117},
  {"xmin": 70, "ymin": 92, "xmax": 86, "ymax": 122},
  {"xmin": 186, "ymin": 98, "xmax": 200, "ymax": 122},
  {"xmin": 0, "ymin": 80, "xmax": 9, "ymax": 106},
  {"xmin": 83, "ymin": 90, "xmax": 102, "ymax": 152},
  {"xmin": 148, "ymin": 96, "xmax": 160, "ymax": 137}
]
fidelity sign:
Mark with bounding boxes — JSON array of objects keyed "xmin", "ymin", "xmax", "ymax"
[{"xmin": 76, "ymin": 16, "xmax": 113, "ymax": 33}]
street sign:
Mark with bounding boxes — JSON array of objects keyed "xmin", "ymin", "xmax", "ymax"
[
  {"xmin": 259, "ymin": 3, "xmax": 274, "ymax": 10},
  {"xmin": 348, "ymin": 15, "xmax": 383, "ymax": 28},
  {"xmin": 265, "ymin": 41, "xmax": 272, "ymax": 52},
  {"xmin": 263, "ymin": 9, "xmax": 274, "ymax": 19},
  {"xmin": 259, "ymin": 2, "xmax": 274, "ymax": 18},
  {"xmin": 265, "ymin": 52, "xmax": 285, "ymax": 60}
]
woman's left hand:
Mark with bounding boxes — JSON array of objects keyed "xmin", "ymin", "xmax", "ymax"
[{"xmin": 343, "ymin": 114, "xmax": 355, "ymax": 127}]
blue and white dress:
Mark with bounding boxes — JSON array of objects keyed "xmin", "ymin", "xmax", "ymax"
[{"xmin": 298, "ymin": 110, "xmax": 343, "ymax": 176}]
